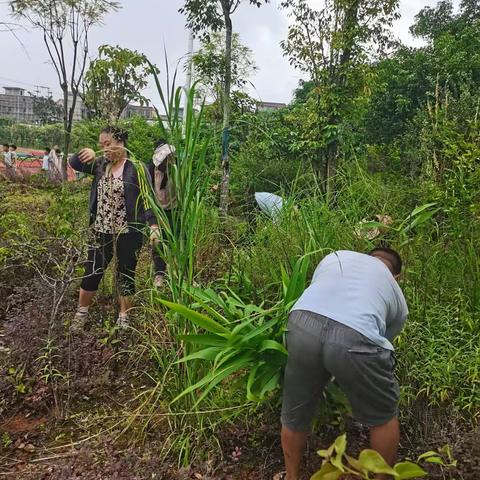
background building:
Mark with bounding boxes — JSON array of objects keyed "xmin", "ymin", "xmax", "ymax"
[
  {"xmin": 0, "ymin": 87, "xmax": 36, "ymax": 123},
  {"xmin": 121, "ymin": 104, "xmax": 156, "ymax": 121},
  {"xmin": 256, "ymin": 101, "xmax": 287, "ymax": 113}
]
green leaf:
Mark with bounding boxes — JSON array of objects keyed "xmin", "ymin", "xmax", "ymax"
[
  {"xmin": 240, "ymin": 317, "xmax": 279, "ymax": 344},
  {"xmin": 284, "ymin": 254, "xmax": 310, "ymax": 306},
  {"xmin": 346, "ymin": 454, "xmax": 366, "ymax": 473},
  {"xmin": 161, "ymin": 299, "xmax": 230, "ymax": 335},
  {"xmin": 258, "ymin": 370, "xmax": 280, "ymax": 398},
  {"xmin": 230, "ymin": 316, "xmax": 256, "ymax": 336},
  {"xmin": 171, "ymin": 353, "xmax": 252, "ymax": 404},
  {"xmin": 417, "ymin": 451, "xmax": 439, "ymax": 461},
  {"xmin": 246, "ymin": 362, "xmax": 264, "ymax": 401},
  {"xmin": 423, "ymin": 457, "xmax": 444, "ymax": 465},
  {"xmin": 333, "ymin": 434, "xmax": 347, "ymax": 457},
  {"xmin": 406, "ymin": 209, "xmax": 439, "ymax": 231},
  {"xmin": 358, "ymin": 450, "xmax": 397, "ymax": 475},
  {"xmin": 248, "ymin": 363, "xmax": 282, "ymax": 400},
  {"xmin": 393, "ymin": 461, "xmax": 427, "ymax": 479},
  {"xmin": 410, "ymin": 202, "xmax": 437, "ymax": 217},
  {"xmin": 193, "ymin": 354, "xmax": 253, "ymax": 407},
  {"xmin": 177, "ymin": 334, "xmax": 227, "ymax": 347},
  {"xmin": 318, "ymin": 444, "xmax": 335, "ymax": 459},
  {"xmin": 310, "ymin": 462, "xmax": 343, "ymax": 480},
  {"xmin": 259, "ymin": 339, "xmax": 288, "ymax": 355},
  {"xmin": 331, "ymin": 434, "xmax": 346, "ymax": 471},
  {"xmin": 175, "ymin": 347, "xmax": 223, "ymax": 364},
  {"xmin": 190, "ymin": 299, "xmax": 229, "ymax": 325}
]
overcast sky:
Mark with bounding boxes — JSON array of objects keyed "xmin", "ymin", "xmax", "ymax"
[{"xmin": 0, "ymin": 0, "xmax": 459, "ymax": 105}]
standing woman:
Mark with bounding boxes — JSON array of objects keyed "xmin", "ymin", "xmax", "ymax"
[{"xmin": 69, "ymin": 126, "xmax": 158, "ymax": 331}]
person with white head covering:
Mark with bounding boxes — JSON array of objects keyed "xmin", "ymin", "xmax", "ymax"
[
  {"xmin": 148, "ymin": 139, "xmax": 177, "ymax": 288},
  {"xmin": 254, "ymin": 192, "xmax": 284, "ymax": 221}
]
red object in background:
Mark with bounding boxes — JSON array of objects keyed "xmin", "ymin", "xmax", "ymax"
[
  {"xmin": 1, "ymin": 146, "xmax": 78, "ymax": 180},
  {"xmin": 0, "ymin": 157, "xmax": 77, "ymax": 181}
]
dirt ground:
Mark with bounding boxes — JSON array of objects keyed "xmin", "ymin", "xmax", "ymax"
[{"xmin": 0, "ymin": 276, "xmax": 478, "ymax": 479}]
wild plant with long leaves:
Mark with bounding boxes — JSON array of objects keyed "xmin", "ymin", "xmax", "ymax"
[
  {"xmin": 135, "ymin": 61, "xmax": 211, "ymax": 302},
  {"xmin": 159, "ymin": 248, "xmax": 317, "ymax": 405}
]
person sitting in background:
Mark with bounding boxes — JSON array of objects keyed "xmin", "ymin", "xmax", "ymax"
[
  {"xmin": 278, "ymin": 248, "xmax": 408, "ymax": 480},
  {"xmin": 69, "ymin": 126, "xmax": 158, "ymax": 331},
  {"xmin": 42, "ymin": 148, "xmax": 50, "ymax": 171},
  {"xmin": 148, "ymin": 139, "xmax": 176, "ymax": 288}
]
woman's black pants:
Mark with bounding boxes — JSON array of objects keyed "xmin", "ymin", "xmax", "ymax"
[{"xmin": 81, "ymin": 231, "xmax": 144, "ymax": 296}]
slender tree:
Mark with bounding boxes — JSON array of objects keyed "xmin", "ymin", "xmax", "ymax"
[
  {"xmin": 83, "ymin": 44, "xmax": 152, "ymax": 122},
  {"xmin": 180, "ymin": 0, "xmax": 269, "ymax": 216},
  {"xmin": 192, "ymin": 31, "xmax": 257, "ymax": 104},
  {"xmin": 10, "ymin": 0, "xmax": 120, "ymax": 180},
  {"xmin": 281, "ymin": 0, "xmax": 399, "ymax": 194}
]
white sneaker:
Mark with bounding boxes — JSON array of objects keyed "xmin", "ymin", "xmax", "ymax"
[
  {"xmin": 116, "ymin": 314, "xmax": 129, "ymax": 330},
  {"xmin": 71, "ymin": 309, "xmax": 88, "ymax": 333},
  {"xmin": 153, "ymin": 273, "xmax": 164, "ymax": 288}
]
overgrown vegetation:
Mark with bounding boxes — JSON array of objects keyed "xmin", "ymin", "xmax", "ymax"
[{"xmin": 1, "ymin": 0, "xmax": 479, "ymax": 479}]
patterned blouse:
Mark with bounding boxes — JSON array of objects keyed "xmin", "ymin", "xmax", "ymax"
[{"xmin": 93, "ymin": 162, "xmax": 129, "ymax": 234}]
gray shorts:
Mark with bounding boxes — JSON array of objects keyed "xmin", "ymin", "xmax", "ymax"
[{"xmin": 281, "ymin": 310, "xmax": 399, "ymax": 431}]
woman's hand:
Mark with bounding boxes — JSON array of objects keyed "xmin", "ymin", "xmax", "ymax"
[
  {"xmin": 78, "ymin": 148, "xmax": 96, "ymax": 164},
  {"xmin": 149, "ymin": 225, "xmax": 161, "ymax": 247}
]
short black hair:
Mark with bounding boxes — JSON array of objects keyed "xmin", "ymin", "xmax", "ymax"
[
  {"xmin": 154, "ymin": 138, "xmax": 167, "ymax": 149},
  {"xmin": 101, "ymin": 126, "xmax": 128, "ymax": 146},
  {"xmin": 369, "ymin": 247, "xmax": 402, "ymax": 275},
  {"xmin": 10, "ymin": 144, "xmax": 17, "ymax": 149},
  {"xmin": 3, "ymin": 144, "xmax": 9, "ymax": 148},
  {"xmin": 45, "ymin": 147, "xmax": 50, "ymax": 152}
]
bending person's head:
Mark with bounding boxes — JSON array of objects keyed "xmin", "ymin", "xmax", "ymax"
[{"xmin": 369, "ymin": 247, "xmax": 402, "ymax": 277}]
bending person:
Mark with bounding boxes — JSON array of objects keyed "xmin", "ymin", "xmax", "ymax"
[
  {"xmin": 148, "ymin": 139, "xmax": 176, "ymax": 288},
  {"xmin": 69, "ymin": 126, "xmax": 158, "ymax": 331},
  {"xmin": 279, "ymin": 248, "xmax": 408, "ymax": 480}
]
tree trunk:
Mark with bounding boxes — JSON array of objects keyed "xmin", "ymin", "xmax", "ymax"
[
  {"xmin": 324, "ymin": 138, "xmax": 338, "ymax": 201},
  {"xmin": 321, "ymin": 0, "xmax": 360, "ymax": 197},
  {"xmin": 61, "ymin": 86, "xmax": 70, "ymax": 182},
  {"xmin": 219, "ymin": 7, "xmax": 232, "ymax": 217}
]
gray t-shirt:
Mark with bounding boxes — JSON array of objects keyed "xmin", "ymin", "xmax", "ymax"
[{"xmin": 292, "ymin": 250, "xmax": 408, "ymax": 350}]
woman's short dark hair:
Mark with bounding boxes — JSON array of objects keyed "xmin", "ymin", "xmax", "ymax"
[
  {"xmin": 10, "ymin": 144, "xmax": 17, "ymax": 150},
  {"xmin": 101, "ymin": 126, "xmax": 128, "ymax": 146},
  {"xmin": 369, "ymin": 247, "xmax": 403, "ymax": 275}
]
